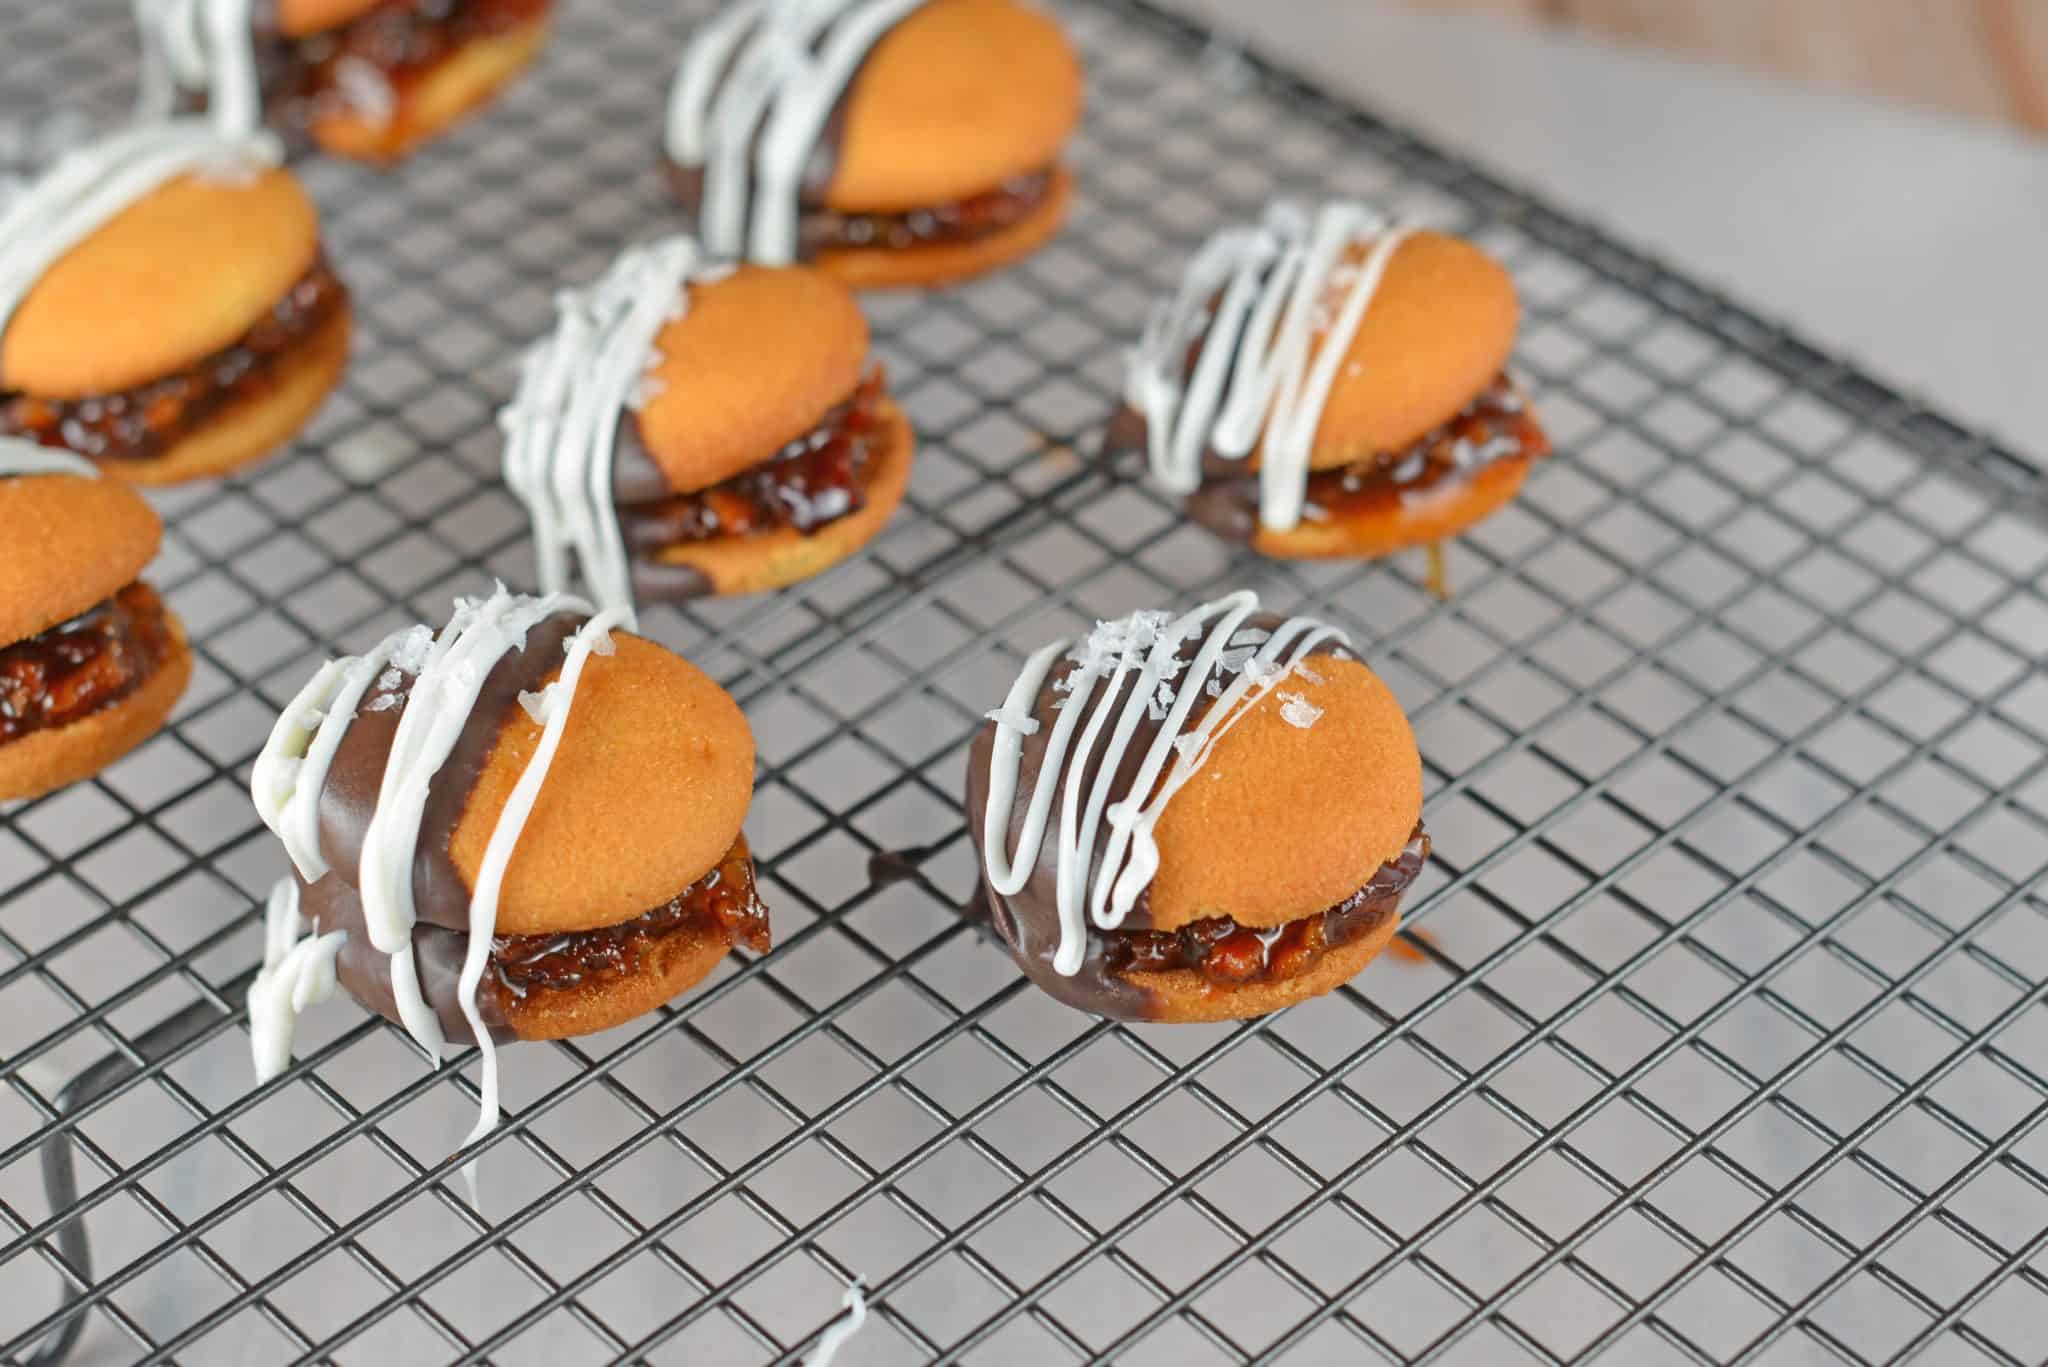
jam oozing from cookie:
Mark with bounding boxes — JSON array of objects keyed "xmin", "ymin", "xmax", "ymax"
[
  {"xmin": 275, "ymin": 0, "xmax": 549, "ymax": 131},
  {"xmin": 1102, "ymin": 827, "xmax": 1429, "ymax": 987},
  {"xmin": 665, "ymin": 160, "xmax": 1056, "ymax": 259},
  {"xmin": 488, "ymin": 837, "xmax": 769, "ymax": 1000},
  {"xmin": 622, "ymin": 369, "xmax": 889, "ymax": 546},
  {"xmin": 0, "ymin": 258, "xmax": 346, "ymax": 464},
  {"xmin": 0, "ymin": 583, "xmax": 176, "ymax": 745}
]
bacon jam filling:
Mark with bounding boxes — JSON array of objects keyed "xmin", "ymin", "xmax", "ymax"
[
  {"xmin": 664, "ymin": 160, "xmax": 1056, "ymax": 258},
  {"xmin": 0, "ymin": 584, "xmax": 176, "ymax": 746},
  {"xmin": 622, "ymin": 369, "xmax": 890, "ymax": 547},
  {"xmin": 274, "ymin": 0, "xmax": 550, "ymax": 130},
  {"xmin": 488, "ymin": 837, "xmax": 769, "ymax": 1001},
  {"xmin": 1102, "ymin": 826, "xmax": 1429, "ymax": 987},
  {"xmin": 1176, "ymin": 374, "xmax": 1548, "ymax": 534},
  {"xmin": 0, "ymin": 258, "xmax": 346, "ymax": 464}
]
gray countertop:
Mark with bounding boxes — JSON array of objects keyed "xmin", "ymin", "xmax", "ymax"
[{"xmin": 1162, "ymin": 0, "xmax": 2048, "ymax": 462}]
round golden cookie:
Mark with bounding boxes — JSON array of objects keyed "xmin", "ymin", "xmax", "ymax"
[
  {"xmin": 1257, "ymin": 231, "xmax": 1519, "ymax": 473},
  {"xmin": 0, "ymin": 622, "xmax": 191, "ymax": 803},
  {"xmin": 1124, "ymin": 909, "xmax": 1403, "ymax": 1025},
  {"xmin": 1254, "ymin": 456, "xmax": 1532, "ymax": 561},
  {"xmin": 309, "ymin": 18, "xmax": 552, "ymax": 163},
  {"xmin": 826, "ymin": 0, "xmax": 1083, "ymax": 214},
  {"xmin": 448, "ymin": 632, "xmax": 755, "ymax": 936},
  {"xmin": 275, "ymin": 0, "xmax": 384, "ymax": 36},
  {"xmin": 814, "ymin": 166, "xmax": 1074, "ymax": 290},
  {"xmin": 1144, "ymin": 656, "xmax": 1422, "ymax": 932},
  {"xmin": 0, "ymin": 469, "xmax": 162, "ymax": 644},
  {"xmin": 653, "ymin": 401, "xmax": 913, "ymax": 596},
  {"xmin": 108, "ymin": 303, "xmax": 352, "ymax": 487},
  {"xmin": 632, "ymin": 264, "xmax": 870, "ymax": 495},
  {"xmin": 0, "ymin": 168, "xmax": 320, "ymax": 400}
]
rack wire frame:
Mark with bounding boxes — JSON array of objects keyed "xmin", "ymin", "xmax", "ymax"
[{"xmin": 5, "ymin": 0, "xmax": 2048, "ymax": 1362}]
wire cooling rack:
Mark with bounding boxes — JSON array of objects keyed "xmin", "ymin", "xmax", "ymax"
[{"xmin": 6, "ymin": 1, "xmax": 2048, "ymax": 1363}]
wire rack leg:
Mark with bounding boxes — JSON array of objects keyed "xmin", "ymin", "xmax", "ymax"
[{"xmin": 28, "ymin": 999, "xmax": 229, "ymax": 1367}]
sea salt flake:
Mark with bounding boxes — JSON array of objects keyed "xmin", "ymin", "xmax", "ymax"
[
  {"xmin": 519, "ymin": 686, "xmax": 555, "ymax": 725},
  {"xmin": 984, "ymin": 706, "xmax": 1040, "ymax": 735},
  {"xmin": 389, "ymin": 625, "xmax": 434, "ymax": 675},
  {"xmin": 362, "ymin": 691, "xmax": 400, "ymax": 714},
  {"xmin": 1294, "ymin": 661, "xmax": 1325, "ymax": 686},
  {"xmin": 1279, "ymin": 691, "xmax": 1323, "ymax": 729}
]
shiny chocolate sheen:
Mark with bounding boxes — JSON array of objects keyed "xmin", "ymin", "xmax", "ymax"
[
  {"xmin": 962, "ymin": 614, "xmax": 1361, "ymax": 1021},
  {"xmin": 305, "ymin": 869, "xmax": 514, "ymax": 1045},
  {"xmin": 314, "ymin": 612, "xmax": 581, "ymax": 932}
]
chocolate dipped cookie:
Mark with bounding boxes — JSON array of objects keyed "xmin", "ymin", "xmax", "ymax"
[
  {"xmin": 502, "ymin": 236, "xmax": 914, "ymax": 612},
  {"xmin": 0, "ymin": 440, "xmax": 192, "ymax": 801},
  {"xmin": 662, "ymin": 0, "xmax": 1082, "ymax": 287},
  {"xmin": 967, "ymin": 590, "xmax": 1427, "ymax": 1023},
  {"xmin": 246, "ymin": 589, "xmax": 764, "ymax": 1142},
  {"xmin": 136, "ymin": 0, "xmax": 552, "ymax": 163},
  {"xmin": 1113, "ymin": 200, "xmax": 1550, "ymax": 560},
  {"xmin": 0, "ymin": 122, "xmax": 350, "ymax": 484}
]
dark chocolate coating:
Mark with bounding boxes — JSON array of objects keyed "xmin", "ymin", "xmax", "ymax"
[
  {"xmin": 659, "ymin": 86, "xmax": 854, "ymax": 262},
  {"xmin": 316, "ymin": 613, "xmax": 582, "ymax": 934},
  {"xmin": 304, "ymin": 871, "xmax": 515, "ymax": 1047},
  {"xmin": 1098, "ymin": 406, "xmax": 1257, "ymax": 545},
  {"xmin": 962, "ymin": 614, "xmax": 1357, "ymax": 1020}
]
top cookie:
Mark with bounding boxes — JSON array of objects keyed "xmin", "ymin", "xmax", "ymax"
[{"xmin": 0, "ymin": 444, "xmax": 162, "ymax": 644}]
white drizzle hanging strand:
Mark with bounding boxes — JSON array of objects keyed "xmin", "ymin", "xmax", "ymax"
[
  {"xmin": 0, "ymin": 119, "xmax": 281, "ymax": 343},
  {"xmin": 805, "ymin": 1280, "xmax": 868, "ymax": 1367},
  {"xmin": 500, "ymin": 235, "xmax": 729, "ymax": 626},
  {"xmin": 133, "ymin": 0, "xmax": 263, "ymax": 136},
  {"xmin": 0, "ymin": 437, "xmax": 99, "ymax": 479},
  {"xmin": 664, "ymin": 0, "xmax": 926, "ymax": 264},
  {"xmin": 247, "ymin": 877, "xmax": 346, "ymax": 1083},
  {"xmin": 251, "ymin": 586, "xmax": 595, "ymax": 1072},
  {"xmin": 1125, "ymin": 200, "xmax": 1415, "ymax": 533},
  {"xmin": 980, "ymin": 589, "xmax": 1347, "ymax": 975}
]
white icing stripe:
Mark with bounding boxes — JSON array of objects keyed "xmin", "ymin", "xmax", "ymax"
[
  {"xmin": 1126, "ymin": 200, "xmax": 1415, "ymax": 533},
  {"xmin": 248, "ymin": 877, "xmax": 347, "ymax": 1083},
  {"xmin": 0, "ymin": 119, "xmax": 281, "ymax": 343},
  {"xmin": 453, "ymin": 609, "xmax": 624, "ymax": 1203},
  {"xmin": 663, "ymin": 0, "xmax": 926, "ymax": 264},
  {"xmin": 805, "ymin": 1281, "xmax": 868, "ymax": 1367},
  {"xmin": 134, "ymin": 0, "xmax": 264, "ymax": 135},
  {"xmin": 981, "ymin": 590, "xmax": 1348, "ymax": 975},
  {"xmin": 0, "ymin": 438, "xmax": 99, "ymax": 479},
  {"xmin": 501, "ymin": 236, "xmax": 727, "ymax": 626}
]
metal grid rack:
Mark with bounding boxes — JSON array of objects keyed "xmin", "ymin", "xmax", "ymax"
[{"xmin": 4, "ymin": 0, "xmax": 2048, "ymax": 1361}]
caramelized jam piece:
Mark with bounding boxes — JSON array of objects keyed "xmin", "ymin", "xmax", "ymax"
[
  {"xmin": 628, "ymin": 370, "xmax": 889, "ymax": 545},
  {"xmin": 799, "ymin": 170, "xmax": 1054, "ymax": 254},
  {"xmin": 0, "ymin": 583, "xmax": 176, "ymax": 745},
  {"xmin": 1103, "ymin": 826, "xmax": 1430, "ymax": 987},
  {"xmin": 488, "ymin": 838, "xmax": 768, "ymax": 999},
  {"xmin": 277, "ymin": 0, "xmax": 550, "ymax": 123},
  {"xmin": 0, "ymin": 259, "xmax": 346, "ymax": 464},
  {"xmin": 1305, "ymin": 375, "xmax": 1549, "ymax": 511}
]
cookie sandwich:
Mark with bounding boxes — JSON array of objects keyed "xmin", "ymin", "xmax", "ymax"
[
  {"xmin": 662, "ymin": 0, "xmax": 1082, "ymax": 287},
  {"xmin": 0, "ymin": 440, "xmax": 192, "ymax": 801},
  {"xmin": 0, "ymin": 121, "xmax": 350, "ymax": 484},
  {"xmin": 247, "ymin": 589, "xmax": 765, "ymax": 1158},
  {"xmin": 1114, "ymin": 200, "xmax": 1549, "ymax": 560},
  {"xmin": 967, "ymin": 590, "xmax": 1427, "ymax": 1023},
  {"xmin": 137, "ymin": 0, "xmax": 553, "ymax": 163},
  {"xmin": 502, "ymin": 235, "xmax": 913, "ymax": 612}
]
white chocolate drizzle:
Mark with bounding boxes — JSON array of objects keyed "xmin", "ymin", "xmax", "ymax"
[
  {"xmin": 1125, "ymin": 200, "xmax": 1415, "ymax": 533},
  {"xmin": 663, "ymin": 0, "xmax": 927, "ymax": 264},
  {"xmin": 500, "ymin": 235, "xmax": 730, "ymax": 625},
  {"xmin": 806, "ymin": 1280, "xmax": 868, "ymax": 1367},
  {"xmin": 980, "ymin": 589, "xmax": 1347, "ymax": 975},
  {"xmin": 0, "ymin": 119, "xmax": 281, "ymax": 345},
  {"xmin": 0, "ymin": 437, "xmax": 99, "ymax": 479},
  {"xmin": 251, "ymin": 586, "xmax": 609, "ymax": 1190},
  {"xmin": 247, "ymin": 877, "xmax": 346, "ymax": 1083},
  {"xmin": 133, "ymin": 0, "xmax": 264, "ymax": 136}
]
